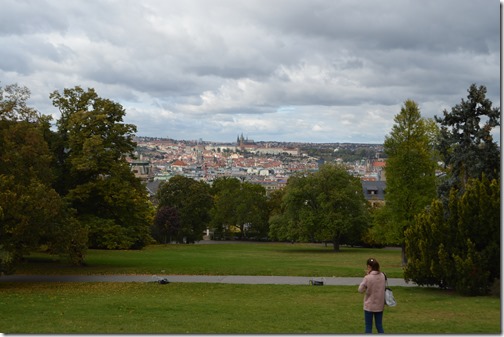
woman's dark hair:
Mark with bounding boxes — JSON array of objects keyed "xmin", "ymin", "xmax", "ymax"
[{"xmin": 367, "ymin": 258, "xmax": 380, "ymax": 271}]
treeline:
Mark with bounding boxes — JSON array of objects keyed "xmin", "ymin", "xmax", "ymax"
[
  {"xmin": 0, "ymin": 83, "xmax": 499, "ymax": 296},
  {"xmin": 302, "ymin": 145, "xmax": 382, "ymax": 163},
  {"xmin": 152, "ymin": 164, "xmax": 371, "ymax": 252}
]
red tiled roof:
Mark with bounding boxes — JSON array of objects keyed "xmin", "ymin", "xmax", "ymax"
[
  {"xmin": 172, "ymin": 160, "xmax": 187, "ymax": 166},
  {"xmin": 372, "ymin": 161, "xmax": 386, "ymax": 167}
]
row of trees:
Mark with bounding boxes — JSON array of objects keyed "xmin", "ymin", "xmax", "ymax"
[
  {"xmin": 374, "ymin": 84, "xmax": 499, "ymax": 295},
  {"xmin": 152, "ymin": 176, "xmax": 270, "ymax": 244},
  {"xmin": 1, "ymin": 82, "xmax": 499, "ymax": 296},
  {"xmin": 152, "ymin": 164, "xmax": 371, "ymax": 251}
]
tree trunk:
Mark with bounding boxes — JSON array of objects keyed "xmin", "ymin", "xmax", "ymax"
[
  {"xmin": 332, "ymin": 236, "xmax": 340, "ymax": 252},
  {"xmin": 401, "ymin": 241, "xmax": 408, "ymax": 266}
]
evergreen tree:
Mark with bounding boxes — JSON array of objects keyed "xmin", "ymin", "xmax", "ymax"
[
  {"xmin": 435, "ymin": 84, "xmax": 500, "ymax": 199},
  {"xmin": 404, "ymin": 175, "xmax": 499, "ymax": 295},
  {"xmin": 404, "ymin": 85, "xmax": 500, "ymax": 295}
]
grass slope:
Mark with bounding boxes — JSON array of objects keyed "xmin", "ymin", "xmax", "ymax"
[
  {"xmin": 0, "ymin": 282, "xmax": 499, "ymax": 334},
  {"xmin": 3, "ymin": 243, "xmax": 500, "ymax": 334}
]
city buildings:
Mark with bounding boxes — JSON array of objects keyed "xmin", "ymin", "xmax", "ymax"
[{"xmin": 129, "ymin": 137, "xmax": 387, "ymax": 203}]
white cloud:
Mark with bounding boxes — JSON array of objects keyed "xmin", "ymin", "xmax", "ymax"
[{"xmin": 0, "ymin": 0, "xmax": 499, "ymax": 143}]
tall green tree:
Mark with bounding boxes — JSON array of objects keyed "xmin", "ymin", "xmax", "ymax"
[
  {"xmin": 435, "ymin": 84, "xmax": 500, "ymax": 199},
  {"xmin": 272, "ymin": 164, "xmax": 369, "ymax": 251},
  {"xmin": 0, "ymin": 84, "xmax": 86, "ymax": 272},
  {"xmin": 383, "ymin": 99, "xmax": 437, "ymax": 265},
  {"xmin": 50, "ymin": 86, "xmax": 153, "ymax": 249},
  {"xmin": 156, "ymin": 175, "xmax": 212, "ymax": 243}
]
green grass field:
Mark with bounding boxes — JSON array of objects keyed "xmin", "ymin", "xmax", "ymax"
[
  {"xmin": 2, "ymin": 243, "xmax": 501, "ymax": 334},
  {"xmin": 17, "ymin": 242, "xmax": 405, "ymax": 277}
]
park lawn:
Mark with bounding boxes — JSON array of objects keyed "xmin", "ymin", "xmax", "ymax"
[
  {"xmin": 0, "ymin": 282, "xmax": 499, "ymax": 334},
  {"xmin": 16, "ymin": 243, "xmax": 405, "ymax": 278}
]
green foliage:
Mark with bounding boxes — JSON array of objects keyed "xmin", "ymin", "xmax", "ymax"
[
  {"xmin": 0, "ymin": 83, "xmax": 41, "ymax": 122},
  {"xmin": 46, "ymin": 206, "xmax": 88, "ymax": 265},
  {"xmin": 152, "ymin": 205, "xmax": 180, "ymax": 244},
  {"xmin": 267, "ymin": 188, "xmax": 285, "ymax": 216},
  {"xmin": 435, "ymin": 84, "xmax": 500, "ymax": 198},
  {"xmin": 302, "ymin": 144, "xmax": 378, "ymax": 163},
  {"xmin": 210, "ymin": 177, "xmax": 269, "ymax": 239},
  {"xmin": 266, "ymin": 189, "xmax": 288, "ymax": 240},
  {"xmin": 381, "ymin": 100, "xmax": 437, "ymax": 262},
  {"xmin": 0, "ymin": 84, "xmax": 87, "ymax": 271},
  {"xmin": 235, "ymin": 182, "xmax": 269, "ymax": 238},
  {"xmin": 404, "ymin": 85, "xmax": 501, "ymax": 296},
  {"xmin": 210, "ymin": 177, "xmax": 241, "ymax": 238},
  {"xmin": 404, "ymin": 176, "xmax": 500, "ymax": 295},
  {"xmin": 270, "ymin": 164, "xmax": 369, "ymax": 250},
  {"xmin": 268, "ymin": 214, "xmax": 290, "ymax": 241},
  {"xmin": 50, "ymin": 86, "xmax": 138, "ymax": 192},
  {"xmin": 85, "ymin": 216, "xmax": 135, "ymax": 250},
  {"xmin": 366, "ymin": 206, "xmax": 401, "ymax": 245},
  {"xmin": 50, "ymin": 86, "xmax": 153, "ymax": 250},
  {"xmin": 68, "ymin": 167, "xmax": 154, "ymax": 249},
  {"xmin": 156, "ymin": 175, "xmax": 213, "ymax": 243}
]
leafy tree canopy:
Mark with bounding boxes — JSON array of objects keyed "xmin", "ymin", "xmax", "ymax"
[
  {"xmin": 50, "ymin": 86, "xmax": 153, "ymax": 250},
  {"xmin": 156, "ymin": 175, "xmax": 213, "ymax": 243},
  {"xmin": 270, "ymin": 164, "xmax": 369, "ymax": 251},
  {"xmin": 210, "ymin": 177, "xmax": 269, "ymax": 240},
  {"xmin": 0, "ymin": 84, "xmax": 86, "ymax": 272}
]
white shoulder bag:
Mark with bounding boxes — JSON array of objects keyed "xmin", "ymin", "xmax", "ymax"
[{"xmin": 383, "ymin": 273, "xmax": 397, "ymax": 307}]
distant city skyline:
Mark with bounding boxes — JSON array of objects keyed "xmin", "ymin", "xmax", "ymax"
[
  {"xmin": 1, "ymin": 0, "xmax": 500, "ymax": 144},
  {"xmin": 134, "ymin": 134, "xmax": 385, "ymax": 145}
]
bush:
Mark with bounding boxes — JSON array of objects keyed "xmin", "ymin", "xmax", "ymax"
[{"xmin": 405, "ymin": 176, "xmax": 499, "ymax": 295}]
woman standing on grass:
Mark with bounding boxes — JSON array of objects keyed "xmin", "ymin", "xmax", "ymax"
[{"xmin": 358, "ymin": 257, "xmax": 386, "ymax": 333}]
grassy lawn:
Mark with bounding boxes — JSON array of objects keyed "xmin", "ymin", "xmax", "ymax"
[
  {"xmin": 17, "ymin": 243, "xmax": 406, "ymax": 277},
  {"xmin": 3, "ymin": 243, "xmax": 501, "ymax": 334},
  {"xmin": 0, "ymin": 282, "xmax": 499, "ymax": 334}
]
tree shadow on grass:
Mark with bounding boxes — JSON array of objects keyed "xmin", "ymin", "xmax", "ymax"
[{"xmin": 275, "ymin": 248, "xmax": 346, "ymax": 254}]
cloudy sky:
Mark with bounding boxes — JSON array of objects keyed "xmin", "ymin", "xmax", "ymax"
[{"xmin": 1, "ymin": 0, "xmax": 500, "ymax": 143}]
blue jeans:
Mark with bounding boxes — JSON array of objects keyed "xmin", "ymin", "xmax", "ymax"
[{"xmin": 364, "ymin": 310, "xmax": 384, "ymax": 333}]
